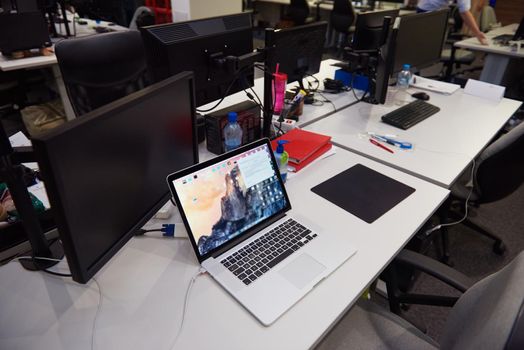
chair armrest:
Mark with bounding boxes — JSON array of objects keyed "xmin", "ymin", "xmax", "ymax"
[{"xmin": 395, "ymin": 249, "xmax": 474, "ymax": 292}]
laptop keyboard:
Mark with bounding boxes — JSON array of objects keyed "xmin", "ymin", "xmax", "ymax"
[{"xmin": 220, "ymin": 218, "xmax": 318, "ymax": 285}]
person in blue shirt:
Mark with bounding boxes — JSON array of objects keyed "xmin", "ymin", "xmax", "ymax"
[{"xmin": 417, "ymin": 0, "xmax": 488, "ymax": 45}]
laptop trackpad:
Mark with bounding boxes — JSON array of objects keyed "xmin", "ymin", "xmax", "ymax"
[{"xmin": 279, "ymin": 254, "xmax": 326, "ymax": 290}]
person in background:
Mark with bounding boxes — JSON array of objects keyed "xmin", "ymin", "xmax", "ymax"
[{"xmin": 417, "ymin": 0, "xmax": 489, "ymax": 45}]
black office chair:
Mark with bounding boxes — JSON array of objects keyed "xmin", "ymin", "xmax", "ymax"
[
  {"xmin": 329, "ymin": 0, "xmax": 355, "ymax": 56},
  {"xmin": 55, "ymin": 30, "xmax": 149, "ymax": 117},
  {"xmin": 316, "ymin": 249, "xmax": 524, "ymax": 350},
  {"xmin": 436, "ymin": 121, "xmax": 524, "ymax": 262},
  {"xmin": 287, "ymin": 0, "xmax": 313, "ymax": 26},
  {"xmin": 440, "ymin": 6, "xmax": 476, "ymax": 82}
]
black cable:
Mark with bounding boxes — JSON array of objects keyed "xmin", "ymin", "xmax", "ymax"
[
  {"xmin": 305, "ymin": 73, "xmax": 320, "ymax": 92},
  {"xmin": 196, "ymin": 64, "xmax": 254, "ymax": 113},
  {"xmin": 42, "ymin": 269, "xmax": 72, "ymax": 277},
  {"xmin": 315, "ymin": 91, "xmax": 336, "ymax": 112}
]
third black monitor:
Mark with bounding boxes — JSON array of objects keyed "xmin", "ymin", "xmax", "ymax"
[
  {"xmin": 392, "ymin": 9, "xmax": 449, "ymax": 73},
  {"xmin": 352, "ymin": 9, "xmax": 400, "ymax": 51}
]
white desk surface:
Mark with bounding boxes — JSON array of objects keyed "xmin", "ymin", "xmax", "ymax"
[
  {"xmin": 304, "ymin": 89, "xmax": 522, "ymax": 188},
  {"xmin": 0, "ymin": 146, "xmax": 448, "ymax": 350},
  {"xmin": 0, "ymin": 19, "xmax": 127, "ymax": 72},
  {"xmin": 198, "ymin": 59, "xmax": 361, "ymax": 161},
  {"xmin": 455, "ymin": 23, "xmax": 524, "ymax": 59}
]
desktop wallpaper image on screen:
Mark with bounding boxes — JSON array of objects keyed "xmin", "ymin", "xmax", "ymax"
[{"xmin": 174, "ymin": 145, "xmax": 287, "ymax": 256}]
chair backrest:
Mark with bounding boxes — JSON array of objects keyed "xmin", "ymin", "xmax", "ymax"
[
  {"xmin": 288, "ymin": 0, "xmax": 310, "ymax": 25},
  {"xmin": 450, "ymin": 5, "xmax": 463, "ymax": 34},
  {"xmin": 55, "ymin": 30, "xmax": 149, "ymax": 117},
  {"xmin": 479, "ymin": 6, "xmax": 497, "ymax": 32},
  {"xmin": 440, "ymin": 250, "xmax": 524, "ymax": 349},
  {"xmin": 129, "ymin": 6, "xmax": 155, "ymax": 30},
  {"xmin": 330, "ymin": 0, "xmax": 355, "ymax": 33},
  {"xmin": 473, "ymin": 121, "xmax": 524, "ymax": 203}
]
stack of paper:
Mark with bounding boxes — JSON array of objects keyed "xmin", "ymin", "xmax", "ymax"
[{"xmin": 411, "ymin": 76, "xmax": 460, "ymax": 95}]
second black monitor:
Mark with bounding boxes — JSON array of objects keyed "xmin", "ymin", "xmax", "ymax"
[
  {"xmin": 140, "ymin": 13, "xmax": 254, "ymax": 107},
  {"xmin": 266, "ymin": 21, "xmax": 328, "ymax": 86}
]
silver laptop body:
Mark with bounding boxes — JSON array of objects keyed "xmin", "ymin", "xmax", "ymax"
[{"xmin": 167, "ymin": 138, "xmax": 356, "ymax": 325}]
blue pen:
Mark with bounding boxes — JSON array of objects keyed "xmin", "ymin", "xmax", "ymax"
[{"xmin": 376, "ymin": 134, "xmax": 413, "ymax": 149}]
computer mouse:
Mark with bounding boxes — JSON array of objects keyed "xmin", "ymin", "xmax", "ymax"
[{"xmin": 412, "ymin": 92, "xmax": 430, "ymax": 101}]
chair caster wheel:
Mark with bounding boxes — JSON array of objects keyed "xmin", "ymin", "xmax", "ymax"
[{"xmin": 493, "ymin": 241, "xmax": 505, "ymax": 255}]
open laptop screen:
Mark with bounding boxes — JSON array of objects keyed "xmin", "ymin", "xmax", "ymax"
[{"xmin": 171, "ymin": 142, "xmax": 289, "ymax": 259}]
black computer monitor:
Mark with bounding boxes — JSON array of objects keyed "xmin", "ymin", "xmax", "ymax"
[
  {"xmin": 392, "ymin": 9, "xmax": 449, "ymax": 73},
  {"xmin": 0, "ymin": 12, "xmax": 51, "ymax": 55},
  {"xmin": 364, "ymin": 15, "xmax": 398, "ymax": 105},
  {"xmin": 265, "ymin": 21, "xmax": 328, "ymax": 88},
  {"xmin": 352, "ymin": 9, "xmax": 399, "ymax": 51},
  {"xmin": 140, "ymin": 13, "xmax": 254, "ymax": 107},
  {"xmin": 32, "ymin": 71, "xmax": 198, "ymax": 283}
]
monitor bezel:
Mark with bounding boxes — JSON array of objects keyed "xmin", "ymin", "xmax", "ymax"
[{"xmin": 167, "ymin": 138, "xmax": 292, "ymax": 263}]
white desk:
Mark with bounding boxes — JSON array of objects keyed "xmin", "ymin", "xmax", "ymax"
[
  {"xmin": 0, "ymin": 146, "xmax": 448, "ymax": 350},
  {"xmin": 198, "ymin": 58, "xmax": 362, "ymax": 160},
  {"xmin": 304, "ymin": 89, "xmax": 522, "ymax": 188},
  {"xmin": 455, "ymin": 23, "xmax": 524, "ymax": 84},
  {"xmin": 0, "ymin": 19, "xmax": 128, "ymax": 120}
]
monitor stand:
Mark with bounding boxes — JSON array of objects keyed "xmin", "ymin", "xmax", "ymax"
[{"xmin": 0, "ymin": 125, "xmax": 63, "ymax": 270}]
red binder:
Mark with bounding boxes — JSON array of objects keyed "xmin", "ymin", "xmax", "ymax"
[
  {"xmin": 288, "ymin": 142, "xmax": 332, "ymax": 172},
  {"xmin": 271, "ymin": 128, "xmax": 332, "ymax": 172}
]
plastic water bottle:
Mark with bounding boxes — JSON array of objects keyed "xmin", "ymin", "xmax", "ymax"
[
  {"xmin": 396, "ymin": 64, "xmax": 412, "ymax": 103},
  {"xmin": 223, "ymin": 112, "xmax": 243, "ymax": 152}
]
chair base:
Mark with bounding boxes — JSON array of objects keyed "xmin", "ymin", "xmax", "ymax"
[{"xmin": 437, "ymin": 198, "xmax": 506, "ymax": 263}]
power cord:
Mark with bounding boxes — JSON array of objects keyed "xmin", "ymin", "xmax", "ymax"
[
  {"xmin": 425, "ymin": 159, "xmax": 476, "ymax": 236},
  {"xmin": 91, "ymin": 277, "xmax": 102, "ymax": 350},
  {"xmin": 169, "ymin": 268, "xmax": 207, "ymax": 350}
]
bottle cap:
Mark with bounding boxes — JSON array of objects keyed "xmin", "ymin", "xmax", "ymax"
[
  {"xmin": 227, "ymin": 112, "xmax": 237, "ymax": 123},
  {"xmin": 403, "ymin": 64, "xmax": 411, "ymax": 71},
  {"xmin": 276, "ymin": 140, "xmax": 289, "ymax": 153}
]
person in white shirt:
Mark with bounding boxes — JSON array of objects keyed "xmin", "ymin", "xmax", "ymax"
[{"xmin": 417, "ymin": 0, "xmax": 488, "ymax": 45}]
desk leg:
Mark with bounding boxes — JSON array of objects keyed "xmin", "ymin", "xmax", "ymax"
[
  {"xmin": 479, "ymin": 54, "xmax": 510, "ymax": 85},
  {"xmin": 51, "ymin": 65, "xmax": 75, "ymax": 121}
]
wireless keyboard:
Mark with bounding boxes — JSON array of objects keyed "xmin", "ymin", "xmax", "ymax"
[{"xmin": 381, "ymin": 100, "xmax": 440, "ymax": 130}]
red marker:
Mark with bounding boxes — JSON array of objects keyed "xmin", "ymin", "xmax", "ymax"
[{"xmin": 369, "ymin": 138, "xmax": 394, "ymax": 153}]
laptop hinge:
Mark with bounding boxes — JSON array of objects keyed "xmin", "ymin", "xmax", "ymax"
[{"xmin": 210, "ymin": 212, "xmax": 287, "ymax": 259}]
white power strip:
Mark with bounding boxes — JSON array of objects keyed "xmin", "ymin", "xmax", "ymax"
[
  {"xmin": 272, "ymin": 117, "xmax": 297, "ymax": 132},
  {"xmin": 154, "ymin": 201, "xmax": 173, "ymax": 219}
]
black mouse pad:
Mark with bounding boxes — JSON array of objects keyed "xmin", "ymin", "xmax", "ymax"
[{"xmin": 311, "ymin": 164, "xmax": 416, "ymax": 223}]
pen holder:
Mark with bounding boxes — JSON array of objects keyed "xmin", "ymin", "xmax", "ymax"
[
  {"xmin": 272, "ymin": 72, "xmax": 287, "ymax": 115},
  {"xmin": 285, "ymin": 90, "xmax": 305, "ymax": 117}
]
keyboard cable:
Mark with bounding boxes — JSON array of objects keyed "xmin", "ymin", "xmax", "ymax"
[{"xmin": 425, "ymin": 159, "xmax": 476, "ymax": 236}]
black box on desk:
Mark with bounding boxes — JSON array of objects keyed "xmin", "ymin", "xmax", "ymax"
[{"xmin": 204, "ymin": 100, "xmax": 261, "ymax": 155}]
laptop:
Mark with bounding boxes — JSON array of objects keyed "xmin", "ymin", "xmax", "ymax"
[
  {"xmin": 493, "ymin": 16, "xmax": 524, "ymax": 43},
  {"xmin": 167, "ymin": 138, "xmax": 357, "ymax": 325}
]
